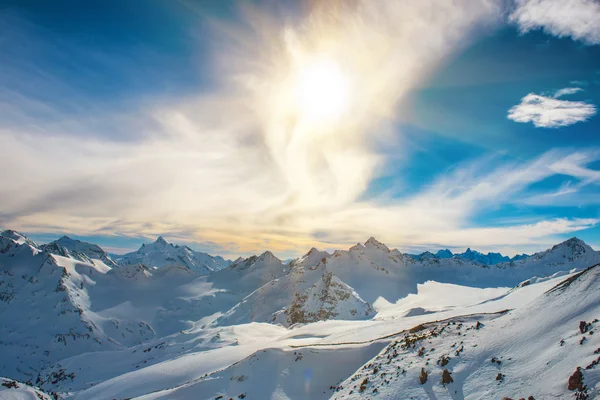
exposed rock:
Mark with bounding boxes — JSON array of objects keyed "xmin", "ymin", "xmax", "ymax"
[
  {"xmin": 438, "ymin": 355, "xmax": 450, "ymax": 367},
  {"xmin": 419, "ymin": 368, "xmax": 428, "ymax": 384},
  {"xmin": 568, "ymin": 367, "xmax": 584, "ymax": 391},
  {"xmin": 441, "ymin": 369, "xmax": 453, "ymax": 384}
]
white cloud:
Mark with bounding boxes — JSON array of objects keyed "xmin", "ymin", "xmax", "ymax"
[
  {"xmin": 508, "ymin": 88, "xmax": 596, "ymax": 128},
  {"xmin": 510, "ymin": 0, "xmax": 600, "ymax": 45}
]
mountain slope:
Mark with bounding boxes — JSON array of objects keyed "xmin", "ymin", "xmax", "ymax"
[{"xmin": 333, "ymin": 264, "xmax": 600, "ymax": 399}]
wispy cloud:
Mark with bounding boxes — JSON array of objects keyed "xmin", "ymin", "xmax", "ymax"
[
  {"xmin": 553, "ymin": 87, "xmax": 584, "ymax": 98},
  {"xmin": 522, "ymin": 151, "xmax": 600, "ymax": 206},
  {"xmin": 508, "ymin": 88, "xmax": 596, "ymax": 128},
  {"xmin": 510, "ymin": 0, "xmax": 600, "ymax": 45}
]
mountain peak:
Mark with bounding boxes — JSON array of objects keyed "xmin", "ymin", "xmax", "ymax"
[
  {"xmin": 436, "ymin": 249, "xmax": 453, "ymax": 258},
  {"xmin": 550, "ymin": 237, "xmax": 590, "ymax": 253},
  {"xmin": 155, "ymin": 236, "xmax": 167, "ymax": 245},
  {"xmin": 258, "ymin": 250, "xmax": 279, "ymax": 262},
  {"xmin": 232, "ymin": 256, "xmax": 245, "ymax": 265},
  {"xmin": 364, "ymin": 237, "xmax": 389, "ymax": 251},
  {"xmin": 365, "ymin": 237, "xmax": 381, "ymax": 245},
  {"xmin": 58, "ymin": 235, "xmax": 72, "ymax": 241}
]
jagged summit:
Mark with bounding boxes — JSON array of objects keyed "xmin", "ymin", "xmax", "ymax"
[
  {"xmin": 364, "ymin": 236, "xmax": 389, "ymax": 250},
  {"xmin": 155, "ymin": 236, "xmax": 168, "ymax": 246}
]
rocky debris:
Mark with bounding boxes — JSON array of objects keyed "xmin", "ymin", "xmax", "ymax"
[
  {"xmin": 512, "ymin": 397, "xmax": 536, "ymax": 400},
  {"xmin": 1, "ymin": 380, "xmax": 18, "ymax": 388},
  {"xmin": 565, "ymin": 367, "xmax": 591, "ymax": 399},
  {"xmin": 496, "ymin": 373, "xmax": 505, "ymax": 382},
  {"xmin": 441, "ymin": 369, "xmax": 453, "ymax": 384},
  {"xmin": 580, "ymin": 321, "xmax": 591, "ymax": 334},
  {"xmin": 359, "ymin": 377, "xmax": 368, "ymax": 393},
  {"xmin": 438, "ymin": 355, "xmax": 450, "ymax": 367},
  {"xmin": 491, "ymin": 356, "xmax": 501, "ymax": 365},
  {"xmin": 585, "ymin": 355, "xmax": 600, "ymax": 370},
  {"xmin": 419, "ymin": 368, "xmax": 428, "ymax": 384},
  {"xmin": 475, "ymin": 321, "xmax": 483, "ymax": 330}
]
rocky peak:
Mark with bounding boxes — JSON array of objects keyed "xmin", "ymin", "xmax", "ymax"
[
  {"xmin": 257, "ymin": 251, "xmax": 280, "ymax": 263},
  {"xmin": 549, "ymin": 237, "xmax": 593, "ymax": 258},
  {"xmin": 349, "ymin": 243, "xmax": 365, "ymax": 252},
  {"xmin": 307, "ymin": 247, "xmax": 320, "ymax": 255},
  {"xmin": 232, "ymin": 256, "xmax": 245, "ymax": 265},
  {"xmin": 364, "ymin": 237, "xmax": 389, "ymax": 250}
]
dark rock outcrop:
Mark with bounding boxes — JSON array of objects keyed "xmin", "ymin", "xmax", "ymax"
[
  {"xmin": 568, "ymin": 367, "xmax": 584, "ymax": 391},
  {"xmin": 419, "ymin": 368, "xmax": 428, "ymax": 384},
  {"xmin": 441, "ymin": 369, "xmax": 453, "ymax": 384}
]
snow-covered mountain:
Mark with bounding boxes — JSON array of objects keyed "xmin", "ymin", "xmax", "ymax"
[
  {"xmin": 215, "ymin": 248, "xmax": 373, "ymax": 327},
  {"xmin": 2, "ymin": 229, "xmax": 600, "ymax": 399},
  {"xmin": 0, "ymin": 235, "xmax": 118, "ymax": 382},
  {"xmin": 40, "ymin": 235, "xmax": 118, "ymax": 269},
  {"xmin": 116, "ymin": 236, "xmax": 230, "ymax": 274}
]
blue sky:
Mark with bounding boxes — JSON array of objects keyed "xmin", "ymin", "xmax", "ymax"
[{"xmin": 0, "ymin": 0, "xmax": 599, "ymax": 259}]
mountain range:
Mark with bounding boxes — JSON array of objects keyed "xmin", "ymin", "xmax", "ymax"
[
  {"xmin": 408, "ymin": 247, "xmax": 529, "ymax": 265},
  {"xmin": 1, "ymin": 229, "xmax": 600, "ymax": 399}
]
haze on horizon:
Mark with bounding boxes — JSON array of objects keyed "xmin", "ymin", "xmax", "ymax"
[{"xmin": 0, "ymin": 0, "xmax": 599, "ymax": 260}]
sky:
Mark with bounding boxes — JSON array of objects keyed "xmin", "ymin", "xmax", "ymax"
[{"xmin": 0, "ymin": 0, "xmax": 599, "ymax": 259}]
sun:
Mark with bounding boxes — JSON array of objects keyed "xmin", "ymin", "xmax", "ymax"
[{"xmin": 294, "ymin": 57, "xmax": 351, "ymax": 121}]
